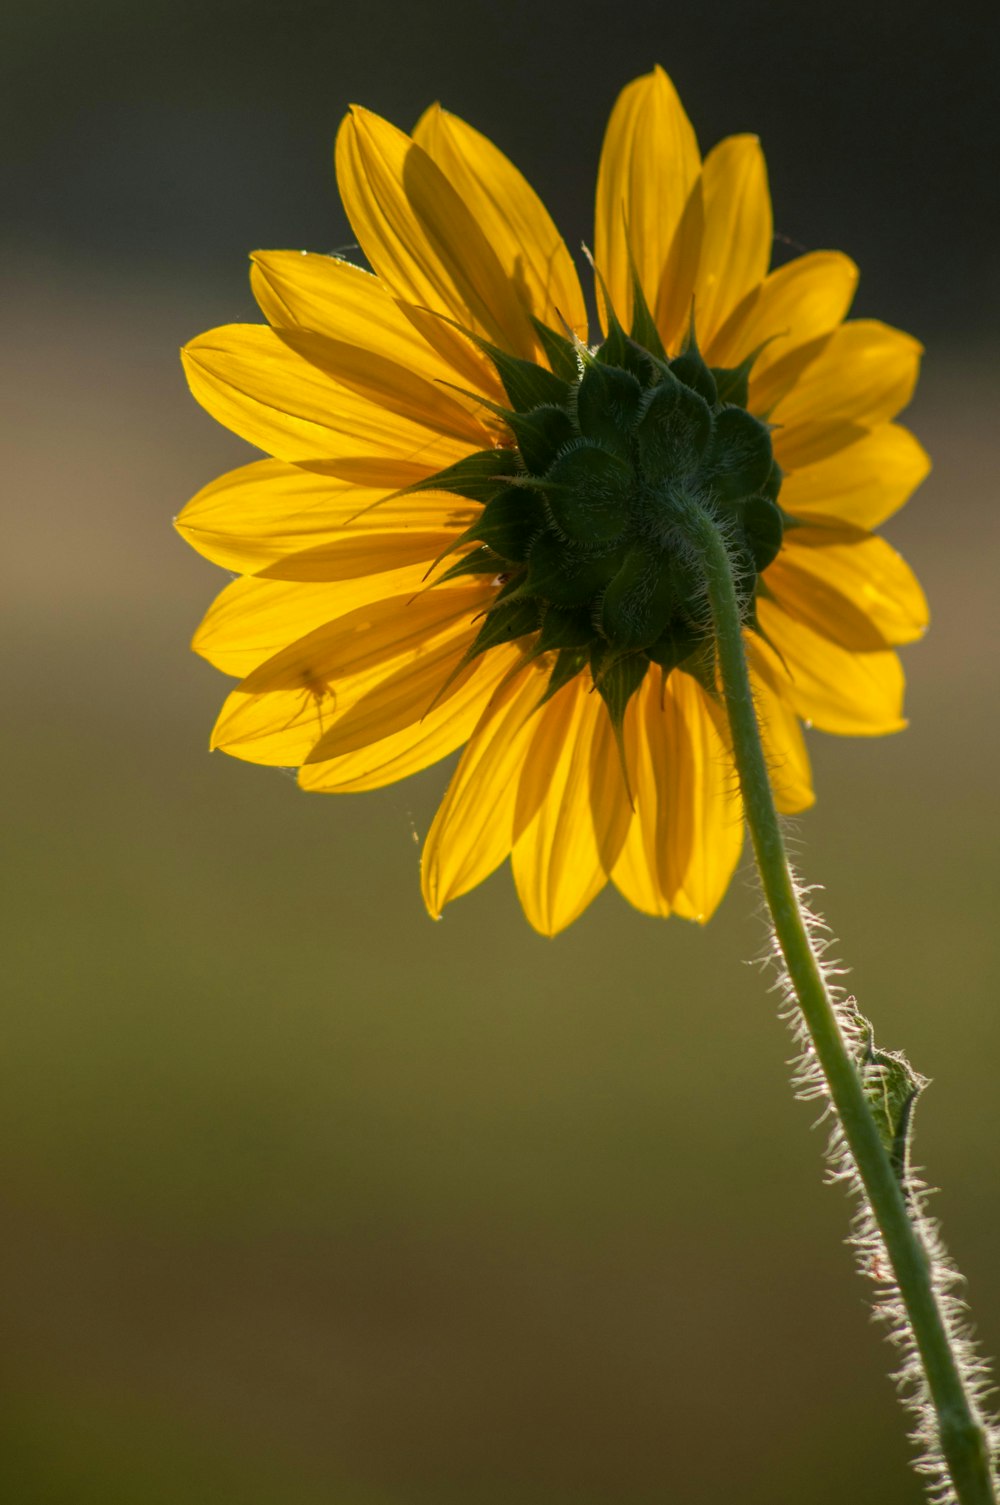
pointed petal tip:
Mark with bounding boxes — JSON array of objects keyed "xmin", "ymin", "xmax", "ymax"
[
  {"xmin": 519, "ymin": 901, "xmax": 565, "ymax": 939},
  {"xmin": 344, "ymin": 103, "xmax": 380, "ymax": 134},
  {"xmin": 420, "ymin": 875, "xmax": 443, "ymax": 921},
  {"xmin": 172, "ymin": 514, "xmax": 201, "ymax": 551}
]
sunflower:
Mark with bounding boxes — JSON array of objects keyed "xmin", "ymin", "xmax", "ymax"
[{"xmin": 178, "ymin": 66, "xmax": 929, "ymax": 936}]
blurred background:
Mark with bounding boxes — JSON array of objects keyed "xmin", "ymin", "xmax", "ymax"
[{"xmin": 2, "ymin": 1, "xmax": 998, "ymax": 1501}]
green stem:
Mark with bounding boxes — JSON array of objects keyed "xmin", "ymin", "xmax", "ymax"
[{"xmin": 687, "ymin": 506, "xmax": 996, "ymax": 1505}]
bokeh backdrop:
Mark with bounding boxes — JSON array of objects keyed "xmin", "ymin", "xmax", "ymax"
[{"xmin": 3, "ymin": 2, "xmax": 999, "ymax": 1501}]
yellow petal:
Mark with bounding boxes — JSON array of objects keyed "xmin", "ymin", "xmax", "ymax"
[
  {"xmin": 711, "ymin": 250, "xmax": 859, "ymax": 374},
  {"xmin": 303, "ymin": 644, "xmax": 478, "ymax": 762},
  {"xmin": 335, "ymin": 107, "xmax": 537, "ymax": 360},
  {"xmin": 421, "ymin": 665, "xmax": 548, "ymax": 916},
  {"xmin": 192, "ymin": 564, "xmax": 438, "ymax": 676},
  {"xmin": 511, "ymin": 682, "xmax": 629, "ymax": 936},
  {"xmin": 251, "ymin": 249, "xmax": 503, "ymax": 407},
  {"xmin": 176, "ymin": 458, "xmax": 474, "ymax": 575},
  {"xmin": 611, "ymin": 671, "xmax": 691, "ymax": 918},
  {"xmin": 745, "ymin": 641, "xmax": 815, "ymax": 815},
  {"xmin": 693, "ymin": 135, "xmax": 772, "ymax": 349},
  {"xmin": 299, "ymin": 645, "xmax": 522, "ymax": 793},
  {"xmin": 257, "ymin": 536, "xmax": 468, "ymax": 582},
  {"xmin": 756, "ymin": 598, "xmax": 907, "ymax": 735},
  {"xmin": 771, "ymin": 320, "xmax": 923, "ymax": 469},
  {"xmin": 412, "ymin": 105, "xmax": 588, "ymax": 342},
  {"xmin": 668, "ymin": 673, "xmax": 744, "ymax": 922},
  {"xmin": 182, "ymin": 325, "xmax": 475, "ymax": 468},
  {"xmin": 278, "ymin": 327, "xmax": 487, "ymax": 444},
  {"xmin": 595, "ymin": 67, "xmax": 701, "ymax": 338},
  {"xmin": 769, "ymin": 528, "xmax": 929, "ymax": 650},
  {"xmin": 589, "ymin": 698, "xmax": 635, "ymax": 879},
  {"xmin": 779, "ymin": 424, "xmax": 931, "ymax": 528},
  {"xmin": 251, "ymin": 252, "xmax": 449, "ymax": 376},
  {"xmin": 654, "ymin": 184, "xmax": 706, "ymax": 355},
  {"xmin": 211, "ymin": 584, "xmax": 489, "ymax": 766}
]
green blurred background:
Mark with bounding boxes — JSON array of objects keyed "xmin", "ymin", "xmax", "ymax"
[{"xmin": 3, "ymin": 2, "xmax": 998, "ymax": 1501}]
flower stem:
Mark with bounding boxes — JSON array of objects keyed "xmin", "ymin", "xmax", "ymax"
[{"xmin": 687, "ymin": 506, "xmax": 996, "ymax": 1505}]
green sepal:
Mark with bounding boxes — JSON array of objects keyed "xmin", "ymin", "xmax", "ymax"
[
  {"xmin": 647, "ymin": 620, "xmax": 704, "ymax": 673},
  {"xmin": 711, "ymin": 358, "xmax": 753, "ymax": 408},
  {"xmin": 710, "ymin": 335, "xmax": 779, "ymax": 408},
  {"xmin": 741, "ymin": 494, "xmax": 784, "ymax": 572},
  {"xmin": 536, "ymin": 605, "xmax": 595, "ymax": 653},
  {"xmin": 458, "ymin": 485, "xmax": 543, "ymax": 563},
  {"xmin": 408, "ymin": 307, "xmax": 573, "ymax": 414},
  {"xmin": 530, "ymin": 317, "xmax": 582, "ymax": 384},
  {"xmin": 419, "ymin": 591, "xmax": 536, "ymax": 717},
  {"xmin": 407, "ymin": 447, "xmax": 519, "ymax": 503},
  {"xmin": 670, "ymin": 315, "xmax": 718, "ymax": 406},
  {"xmin": 465, "ymin": 596, "xmax": 542, "ymax": 663},
  {"xmin": 634, "ymin": 377, "xmax": 713, "ymax": 482},
  {"xmin": 574, "ymin": 361, "xmax": 644, "ymax": 458},
  {"xmin": 760, "ymin": 458, "xmax": 783, "ymax": 504},
  {"xmin": 678, "ymin": 637, "xmax": 718, "ymax": 697},
  {"xmin": 491, "ymin": 570, "xmax": 532, "ymax": 605},
  {"xmin": 592, "ymin": 283, "xmax": 663, "ymax": 386},
  {"xmin": 433, "ymin": 546, "xmax": 509, "ymax": 584},
  {"xmin": 542, "ymin": 442, "xmax": 632, "ymax": 545},
  {"xmin": 595, "ymin": 323, "xmax": 661, "ymax": 386},
  {"xmin": 505, "ymin": 404, "xmax": 577, "ymax": 475},
  {"xmin": 600, "ymin": 548, "xmax": 678, "ymax": 652},
  {"xmin": 625, "ymin": 238, "xmax": 668, "ymax": 361},
  {"xmin": 591, "ymin": 647, "xmax": 648, "ymax": 796},
  {"xmin": 523, "ymin": 530, "xmax": 624, "ymax": 608},
  {"xmin": 470, "ymin": 335, "xmax": 572, "ymax": 413},
  {"xmin": 539, "ymin": 647, "xmax": 589, "ymax": 707},
  {"xmin": 704, "ymin": 406, "xmax": 774, "ymax": 502}
]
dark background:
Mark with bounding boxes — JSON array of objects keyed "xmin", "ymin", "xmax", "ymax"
[{"xmin": 2, "ymin": 2, "xmax": 998, "ymax": 1502}]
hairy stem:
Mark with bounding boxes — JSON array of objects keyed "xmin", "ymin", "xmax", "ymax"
[{"xmin": 686, "ymin": 504, "xmax": 997, "ymax": 1505}]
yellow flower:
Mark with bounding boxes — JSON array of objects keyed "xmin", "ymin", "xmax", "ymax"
[{"xmin": 178, "ymin": 66, "xmax": 929, "ymax": 936}]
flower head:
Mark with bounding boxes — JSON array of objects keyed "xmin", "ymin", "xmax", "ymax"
[{"xmin": 179, "ymin": 67, "xmax": 929, "ymax": 935}]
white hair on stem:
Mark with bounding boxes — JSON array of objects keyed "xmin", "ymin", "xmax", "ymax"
[{"xmin": 755, "ymin": 858, "xmax": 1000, "ymax": 1503}]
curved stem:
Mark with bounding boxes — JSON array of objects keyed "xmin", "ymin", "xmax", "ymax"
[{"xmin": 687, "ymin": 506, "xmax": 996, "ymax": 1505}]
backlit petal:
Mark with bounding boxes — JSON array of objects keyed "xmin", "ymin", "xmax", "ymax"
[
  {"xmin": 780, "ymin": 424, "xmax": 931, "ymax": 528},
  {"xmin": 694, "ymin": 135, "xmax": 772, "ymax": 348},
  {"xmin": 611, "ymin": 672, "xmax": 690, "ymax": 917},
  {"xmin": 300, "ymin": 646, "xmax": 522, "ymax": 793},
  {"xmin": 421, "ymin": 665, "xmax": 548, "ymax": 916},
  {"xmin": 209, "ymin": 584, "xmax": 489, "ymax": 765},
  {"xmin": 771, "ymin": 320, "xmax": 923, "ymax": 469},
  {"xmin": 595, "ymin": 67, "xmax": 701, "ymax": 339},
  {"xmin": 182, "ymin": 325, "xmax": 475, "ymax": 467},
  {"xmin": 252, "ymin": 251, "xmax": 506, "ymax": 418},
  {"xmin": 252, "ymin": 253, "xmax": 448, "ymax": 372},
  {"xmin": 589, "ymin": 700, "xmax": 635, "ymax": 879},
  {"xmin": 176, "ymin": 458, "xmax": 473, "ymax": 575},
  {"xmin": 769, "ymin": 528, "xmax": 929, "ymax": 649},
  {"xmin": 335, "ymin": 107, "xmax": 537, "ymax": 360},
  {"xmin": 668, "ymin": 674, "xmax": 744, "ymax": 921},
  {"xmin": 712, "ymin": 250, "xmax": 858, "ymax": 374},
  {"xmin": 192, "ymin": 564, "xmax": 438, "ymax": 676},
  {"xmin": 511, "ymin": 682, "xmax": 629, "ymax": 936},
  {"xmin": 745, "ymin": 641, "xmax": 815, "ymax": 815},
  {"xmin": 302, "ymin": 643, "xmax": 478, "ymax": 762},
  {"xmin": 413, "ymin": 105, "xmax": 588, "ymax": 341},
  {"xmin": 757, "ymin": 598, "xmax": 907, "ymax": 735}
]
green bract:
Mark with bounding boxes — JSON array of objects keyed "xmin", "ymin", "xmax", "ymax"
[{"xmin": 416, "ymin": 303, "xmax": 784, "ymax": 734}]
